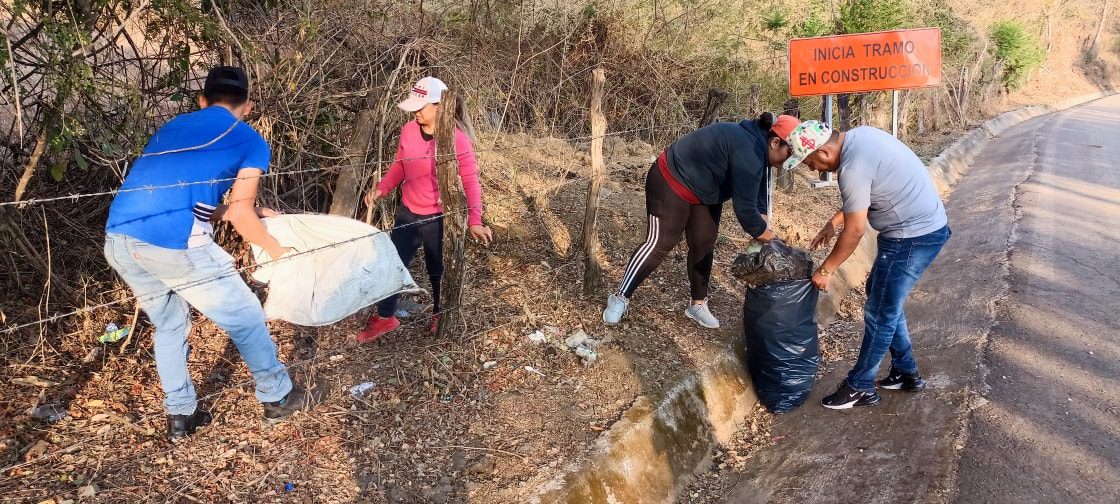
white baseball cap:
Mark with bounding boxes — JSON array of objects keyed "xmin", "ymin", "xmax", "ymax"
[
  {"xmin": 398, "ymin": 77, "xmax": 447, "ymax": 112},
  {"xmin": 783, "ymin": 120, "xmax": 834, "ymax": 171}
]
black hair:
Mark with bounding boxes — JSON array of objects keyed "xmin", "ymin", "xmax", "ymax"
[
  {"xmin": 757, "ymin": 111, "xmax": 777, "ymax": 131},
  {"xmin": 758, "ymin": 111, "xmax": 787, "ymax": 146},
  {"xmin": 203, "ymin": 66, "xmax": 249, "ymax": 106}
]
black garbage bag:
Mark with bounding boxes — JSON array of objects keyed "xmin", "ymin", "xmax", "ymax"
[
  {"xmin": 737, "ymin": 240, "xmax": 820, "ymax": 413},
  {"xmin": 744, "ymin": 280, "xmax": 820, "ymax": 413},
  {"xmin": 732, "ymin": 239, "xmax": 815, "ymax": 287}
]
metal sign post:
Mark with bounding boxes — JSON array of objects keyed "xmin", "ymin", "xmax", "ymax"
[
  {"xmin": 891, "ymin": 90, "xmax": 900, "ymax": 138},
  {"xmin": 819, "ymin": 94, "xmax": 835, "ymax": 185}
]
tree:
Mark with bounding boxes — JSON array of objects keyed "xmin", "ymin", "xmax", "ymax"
[{"xmin": 832, "ymin": 0, "xmax": 911, "ymax": 129}]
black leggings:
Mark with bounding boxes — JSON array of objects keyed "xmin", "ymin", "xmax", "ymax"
[
  {"xmin": 378, "ymin": 206, "xmax": 444, "ymax": 317},
  {"xmin": 617, "ymin": 163, "xmax": 722, "ymax": 300}
]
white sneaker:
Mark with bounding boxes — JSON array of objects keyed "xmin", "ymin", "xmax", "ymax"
[
  {"xmin": 685, "ymin": 300, "xmax": 720, "ymax": 329},
  {"xmin": 603, "ymin": 293, "xmax": 629, "ymax": 326}
]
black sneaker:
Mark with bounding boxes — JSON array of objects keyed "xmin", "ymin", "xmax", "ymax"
[
  {"xmin": 878, "ymin": 367, "xmax": 927, "ymax": 391},
  {"xmin": 262, "ymin": 385, "xmax": 316, "ymax": 423},
  {"xmin": 167, "ymin": 409, "xmax": 213, "ymax": 440},
  {"xmin": 821, "ymin": 381, "xmax": 881, "ymax": 410}
]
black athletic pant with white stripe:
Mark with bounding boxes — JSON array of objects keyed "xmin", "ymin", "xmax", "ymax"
[{"xmin": 617, "ymin": 163, "xmax": 721, "ymax": 301}]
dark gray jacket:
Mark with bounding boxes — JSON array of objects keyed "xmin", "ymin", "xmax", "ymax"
[{"xmin": 665, "ymin": 119, "xmax": 771, "ymax": 237}]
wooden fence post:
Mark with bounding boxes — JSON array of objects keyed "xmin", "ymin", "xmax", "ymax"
[
  {"xmin": 782, "ymin": 98, "xmax": 801, "ymax": 119},
  {"xmin": 329, "ymin": 96, "xmax": 378, "ymax": 218},
  {"xmin": 581, "ymin": 68, "xmax": 607, "ymax": 295},
  {"xmin": 434, "ymin": 89, "xmax": 469, "ymax": 339},
  {"xmin": 777, "ymin": 100, "xmax": 799, "ymax": 192},
  {"xmin": 749, "ymin": 83, "xmax": 762, "ymax": 116},
  {"xmin": 697, "ymin": 89, "xmax": 728, "ymax": 128}
]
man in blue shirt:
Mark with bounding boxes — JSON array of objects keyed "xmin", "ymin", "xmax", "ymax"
[{"xmin": 105, "ymin": 66, "xmax": 311, "ymax": 439}]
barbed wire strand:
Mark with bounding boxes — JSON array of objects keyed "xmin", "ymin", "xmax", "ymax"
[
  {"xmin": 0, "ymin": 159, "xmax": 624, "ymax": 336},
  {"xmin": 1, "ymin": 121, "xmax": 701, "ymax": 208},
  {"xmin": 0, "ymin": 210, "xmax": 459, "ymax": 335}
]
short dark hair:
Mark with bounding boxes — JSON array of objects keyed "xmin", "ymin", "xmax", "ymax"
[{"xmin": 203, "ymin": 66, "xmax": 249, "ymax": 106}]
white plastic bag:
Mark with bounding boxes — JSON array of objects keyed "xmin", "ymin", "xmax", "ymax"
[{"xmin": 250, "ymin": 214, "xmax": 421, "ymax": 326}]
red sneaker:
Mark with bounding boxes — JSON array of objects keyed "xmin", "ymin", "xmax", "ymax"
[
  {"xmin": 357, "ymin": 315, "xmax": 399, "ymax": 344},
  {"xmin": 429, "ymin": 314, "xmax": 441, "ymax": 335}
]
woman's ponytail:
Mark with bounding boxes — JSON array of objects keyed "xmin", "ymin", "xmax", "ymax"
[
  {"xmin": 757, "ymin": 111, "xmax": 777, "ymax": 131},
  {"xmin": 453, "ymin": 95, "xmax": 478, "ymax": 144}
]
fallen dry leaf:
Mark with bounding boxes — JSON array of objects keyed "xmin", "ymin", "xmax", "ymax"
[
  {"xmin": 76, "ymin": 484, "xmax": 98, "ymax": 497},
  {"xmin": 23, "ymin": 439, "xmax": 51, "ymax": 462},
  {"xmin": 11, "ymin": 376, "xmax": 59, "ymax": 388}
]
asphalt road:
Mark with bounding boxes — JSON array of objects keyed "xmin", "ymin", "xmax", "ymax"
[
  {"xmin": 720, "ymin": 95, "xmax": 1120, "ymax": 503},
  {"xmin": 953, "ymin": 96, "xmax": 1120, "ymax": 502}
]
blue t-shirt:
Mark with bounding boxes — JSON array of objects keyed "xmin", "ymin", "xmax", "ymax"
[{"xmin": 106, "ymin": 106, "xmax": 270, "ymax": 249}]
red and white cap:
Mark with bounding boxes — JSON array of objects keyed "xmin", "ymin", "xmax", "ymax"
[{"xmin": 398, "ymin": 77, "xmax": 448, "ymax": 112}]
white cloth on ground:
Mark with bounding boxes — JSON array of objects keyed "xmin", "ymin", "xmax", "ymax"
[{"xmin": 250, "ymin": 214, "xmax": 421, "ymax": 326}]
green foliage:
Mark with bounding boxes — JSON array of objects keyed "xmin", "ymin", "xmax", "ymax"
[
  {"xmin": 989, "ymin": 20, "xmax": 1046, "ymax": 90},
  {"xmin": 924, "ymin": 5, "xmax": 981, "ymax": 68},
  {"xmin": 839, "ymin": 0, "xmax": 909, "ymax": 34},
  {"xmin": 762, "ymin": 10, "xmax": 790, "ymax": 33},
  {"xmin": 11, "ymin": 0, "xmax": 225, "ymax": 183},
  {"xmin": 0, "ymin": 34, "xmax": 9, "ymax": 72},
  {"xmin": 581, "ymin": 2, "xmax": 599, "ymax": 20},
  {"xmin": 794, "ymin": 14, "xmax": 833, "ymax": 38}
]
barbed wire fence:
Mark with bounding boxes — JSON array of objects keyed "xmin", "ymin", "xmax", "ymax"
[{"xmin": 0, "ymin": 102, "xmax": 754, "ymax": 478}]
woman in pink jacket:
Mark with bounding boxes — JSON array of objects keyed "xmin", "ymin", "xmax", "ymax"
[{"xmin": 360, "ymin": 77, "xmax": 493, "ymax": 342}]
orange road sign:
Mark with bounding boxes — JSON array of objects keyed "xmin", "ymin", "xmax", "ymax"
[{"xmin": 789, "ymin": 28, "xmax": 942, "ymax": 96}]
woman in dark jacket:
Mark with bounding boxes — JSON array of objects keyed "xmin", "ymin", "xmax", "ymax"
[{"xmin": 602, "ymin": 112, "xmax": 800, "ymax": 328}]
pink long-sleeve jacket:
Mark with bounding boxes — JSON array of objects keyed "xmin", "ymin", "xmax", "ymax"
[{"xmin": 376, "ymin": 120, "xmax": 484, "ymax": 226}]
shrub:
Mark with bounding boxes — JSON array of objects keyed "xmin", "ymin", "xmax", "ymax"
[
  {"xmin": 794, "ymin": 13, "xmax": 832, "ymax": 38},
  {"xmin": 923, "ymin": 4, "xmax": 981, "ymax": 68},
  {"xmin": 989, "ymin": 20, "xmax": 1046, "ymax": 91},
  {"xmin": 838, "ymin": 0, "xmax": 909, "ymax": 34}
]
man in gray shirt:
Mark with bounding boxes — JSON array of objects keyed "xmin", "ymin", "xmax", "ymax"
[{"xmin": 784, "ymin": 120, "xmax": 951, "ymax": 410}]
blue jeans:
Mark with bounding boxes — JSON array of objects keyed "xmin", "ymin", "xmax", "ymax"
[
  {"xmin": 104, "ymin": 233, "xmax": 292, "ymax": 415},
  {"xmin": 847, "ymin": 225, "xmax": 951, "ymax": 392}
]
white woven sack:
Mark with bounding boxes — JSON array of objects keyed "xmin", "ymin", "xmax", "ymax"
[{"xmin": 250, "ymin": 214, "xmax": 421, "ymax": 326}]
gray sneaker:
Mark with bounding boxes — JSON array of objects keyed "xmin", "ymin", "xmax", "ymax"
[
  {"xmin": 395, "ymin": 297, "xmax": 427, "ymax": 318},
  {"xmin": 685, "ymin": 300, "xmax": 720, "ymax": 329},
  {"xmin": 603, "ymin": 293, "xmax": 629, "ymax": 326}
]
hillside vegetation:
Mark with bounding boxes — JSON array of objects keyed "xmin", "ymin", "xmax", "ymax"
[{"xmin": 0, "ymin": 1, "xmax": 1115, "ymax": 501}]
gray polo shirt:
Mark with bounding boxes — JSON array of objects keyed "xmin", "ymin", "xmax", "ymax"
[{"xmin": 838, "ymin": 127, "xmax": 947, "ymax": 238}]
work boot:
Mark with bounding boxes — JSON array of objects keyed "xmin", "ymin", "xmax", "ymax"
[
  {"xmin": 357, "ymin": 315, "xmax": 400, "ymax": 344},
  {"xmin": 684, "ymin": 299, "xmax": 720, "ymax": 329},
  {"xmin": 602, "ymin": 293, "xmax": 629, "ymax": 326},
  {"xmin": 821, "ymin": 381, "xmax": 881, "ymax": 410},
  {"xmin": 878, "ymin": 367, "xmax": 927, "ymax": 391},
  {"xmin": 166, "ymin": 408, "xmax": 212, "ymax": 440},
  {"xmin": 262, "ymin": 384, "xmax": 317, "ymax": 424}
]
